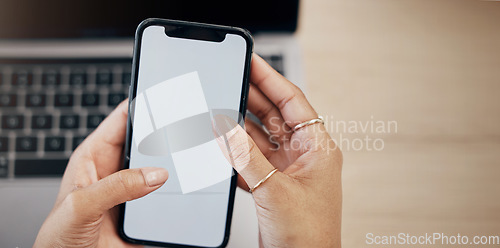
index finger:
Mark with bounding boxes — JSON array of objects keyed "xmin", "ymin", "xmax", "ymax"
[
  {"xmin": 81, "ymin": 100, "xmax": 129, "ymax": 177},
  {"xmin": 58, "ymin": 100, "xmax": 129, "ymax": 203},
  {"xmin": 250, "ymin": 54, "xmax": 318, "ymax": 127}
]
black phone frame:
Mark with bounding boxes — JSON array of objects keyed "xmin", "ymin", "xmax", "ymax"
[{"xmin": 118, "ymin": 18, "xmax": 253, "ymax": 248}]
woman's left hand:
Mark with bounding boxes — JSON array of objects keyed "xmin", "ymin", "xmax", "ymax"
[{"xmin": 34, "ymin": 101, "xmax": 169, "ymax": 248}]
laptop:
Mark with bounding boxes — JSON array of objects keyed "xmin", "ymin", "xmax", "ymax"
[{"xmin": 0, "ymin": 1, "xmax": 303, "ymax": 247}]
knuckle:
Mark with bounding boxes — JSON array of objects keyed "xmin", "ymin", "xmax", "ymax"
[
  {"xmin": 63, "ymin": 190, "xmax": 85, "ymax": 214},
  {"xmin": 253, "ymin": 104, "xmax": 274, "ymax": 121},
  {"xmin": 63, "ymin": 189, "xmax": 104, "ymax": 222},
  {"xmin": 100, "ymin": 169, "xmax": 148, "ymax": 204},
  {"xmin": 114, "ymin": 171, "xmax": 138, "ymax": 195},
  {"xmin": 227, "ymin": 134, "xmax": 253, "ymax": 169},
  {"xmin": 292, "ymin": 83, "xmax": 304, "ymax": 96},
  {"xmin": 276, "ymin": 91, "xmax": 296, "ymax": 110}
]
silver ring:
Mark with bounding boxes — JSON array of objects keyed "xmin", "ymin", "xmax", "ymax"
[{"xmin": 293, "ymin": 116, "xmax": 324, "ymax": 132}]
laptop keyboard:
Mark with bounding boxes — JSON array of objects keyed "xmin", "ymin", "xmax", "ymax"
[
  {"xmin": 0, "ymin": 58, "xmax": 132, "ymax": 178},
  {"xmin": 0, "ymin": 54, "xmax": 283, "ymax": 178}
]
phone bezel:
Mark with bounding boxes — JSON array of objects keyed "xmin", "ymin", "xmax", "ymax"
[{"xmin": 118, "ymin": 18, "xmax": 253, "ymax": 248}]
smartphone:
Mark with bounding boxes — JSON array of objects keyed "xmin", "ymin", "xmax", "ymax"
[{"xmin": 119, "ymin": 19, "xmax": 253, "ymax": 247}]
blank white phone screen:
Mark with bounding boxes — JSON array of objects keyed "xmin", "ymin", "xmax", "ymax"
[{"xmin": 123, "ymin": 25, "xmax": 247, "ymax": 247}]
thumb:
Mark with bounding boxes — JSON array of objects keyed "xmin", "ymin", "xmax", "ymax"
[
  {"xmin": 71, "ymin": 167, "xmax": 168, "ymax": 218},
  {"xmin": 213, "ymin": 115, "xmax": 277, "ymax": 192}
]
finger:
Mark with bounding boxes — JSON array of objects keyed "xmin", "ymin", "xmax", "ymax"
[
  {"xmin": 213, "ymin": 115, "xmax": 278, "ymax": 191},
  {"xmin": 251, "ymin": 54, "xmax": 318, "ymax": 127},
  {"xmin": 245, "ymin": 118, "xmax": 276, "ymax": 159},
  {"xmin": 80, "ymin": 100, "xmax": 129, "ymax": 176},
  {"xmin": 240, "ymin": 118, "xmax": 279, "ymax": 192},
  {"xmin": 71, "ymin": 167, "xmax": 168, "ymax": 219},
  {"xmin": 85, "ymin": 99, "xmax": 128, "ymax": 149},
  {"xmin": 247, "ymin": 84, "xmax": 291, "ymax": 142},
  {"xmin": 237, "ymin": 174, "xmax": 250, "ymax": 192}
]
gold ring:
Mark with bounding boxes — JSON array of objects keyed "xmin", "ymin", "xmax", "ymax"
[
  {"xmin": 249, "ymin": 168, "xmax": 279, "ymax": 193},
  {"xmin": 293, "ymin": 116, "xmax": 324, "ymax": 132}
]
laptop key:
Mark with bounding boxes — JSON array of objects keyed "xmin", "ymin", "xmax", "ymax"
[
  {"xmin": 87, "ymin": 114, "xmax": 105, "ymax": 128},
  {"xmin": 54, "ymin": 94, "xmax": 74, "ymax": 107},
  {"xmin": 82, "ymin": 93, "xmax": 100, "ymax": 106},
  {"xmin": 270, "ymin": 55, "xmax": 284, "ymax": 74},
  {"xmin": 15, "ymin": 159, "xmax": 68, "ymax": 177},
  {"xmin": 45, "ymin": 137, "xmax": 65, "ymax": 152},
  {"xmin": 16, "ymin": 137, "xmax": 37, "ymax": 152},
  {"xmin": 108, "ymin": 93, "xmax": 126, "ymax": 106},
  {"xmin": 42, "ymin": 71, "xmax": 60, "ymax": 85},
  {"xmin": 1, "ymin": 115, "xmax": 24, "ymax": 129},
  {"xmin": 70, "ymin": 70, "xmax": 87, "ymax": 86},
  {"xmin": 26, "ymin": 94, "xmax": 46, "ymax": 107},
  {"xmin": 122, "ymin": 72, "xmax": 131, "ymax": 85},
  {"xmin": 0, "ymin": 155, "xmax": 8, "ymax": 178},
  {"xmin": 97, "ymin": 69, "xmax": 112, "ymax": 85},
  {"xmin": 32, "ymin": 115, "xmax": 52, "ymax": 129},
  {"xmin": 12, "ymin": 70, "xmax": 33, "ymax": 86},
  {"xmin": 0, "ymin": 137, "xmax": 8, "ymax": 152},
  {"xmin": 270, "ymin": 54, "xmax": 283, "ymax": 61},
  {"xmin": 60, "ymin": 115, "xmax": 79, "ymax": 129},
  {"xmin": 72, "ymin": 136, "xmax": 86, "ymax": 150},
  {"xmin": 0, "ymin": 94, "xmax": 17, "ymax": 107}
]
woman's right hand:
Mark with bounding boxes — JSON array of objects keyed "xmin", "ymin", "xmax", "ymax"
[{"xmin": 215, "ymin": 54, "xmax": 342, "ymax": 247}]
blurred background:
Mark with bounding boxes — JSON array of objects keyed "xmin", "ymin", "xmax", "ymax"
[{"xmin": 297, "ymin": 0, "xmax": 500, "ymax": 247}]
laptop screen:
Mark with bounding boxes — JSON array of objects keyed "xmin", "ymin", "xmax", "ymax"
[{"xmin": 0, "ymin": 0, "xmax": 299, "ymax": 39}]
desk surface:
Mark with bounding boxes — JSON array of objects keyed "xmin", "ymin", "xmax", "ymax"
[{"xmin": 296, "ymin": 0, "xmax": 500, "ymax": 247}]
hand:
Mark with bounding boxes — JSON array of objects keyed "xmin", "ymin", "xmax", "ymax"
[
  {"xmin": 34, "ymin": 101, "xmax": 169, "ymax": 248},
  {"xmin": 215, "ymin": 55, "xmax": 342, "ymax": 247}
]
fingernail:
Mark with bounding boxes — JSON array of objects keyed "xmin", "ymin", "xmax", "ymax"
[{"xmin": 141, "ymin": 167, "xmax": 169, "ymax": 187}]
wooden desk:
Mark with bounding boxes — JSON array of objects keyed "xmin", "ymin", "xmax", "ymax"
[{"xmin": 296, "ymin": 1, "xmax": 500, "ymax": 247}]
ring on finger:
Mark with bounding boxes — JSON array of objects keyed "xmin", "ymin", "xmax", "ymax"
[
  {"xmin": 249, "ymin": 168, "xmax": 279, "ymax": 193},
  {"xmin": 293, "ymin": 116, "xmax": 324, "ymax": 132}
]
